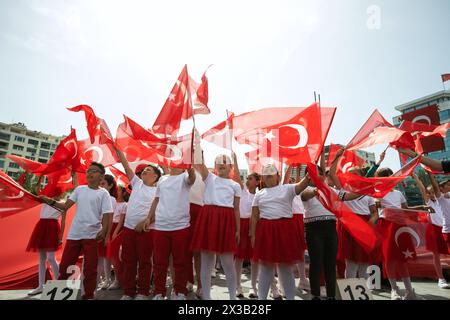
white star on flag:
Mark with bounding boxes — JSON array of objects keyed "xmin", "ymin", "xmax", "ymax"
[
  {"xmin": 80, "ymin": 158, "xmax": 86, "ymax": 165},
  {"xmin": 402, "ymin": 249, "xmax": 414, "ymax": 259},
  {"xmin": 140, "ymin": 141, "xmax": 151, "ymax": 149},
  {"xmin": 264, "ymin": 130, "xmax": 276, "ymax": 142},
  {"xmin": 168, "ymin": 93, "xmax": 176, "ymax": 102}
]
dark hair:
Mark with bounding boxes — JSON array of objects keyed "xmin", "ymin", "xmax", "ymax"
[
  {"xmin": 103, "ymin": 174, "xmax": 118, "ymax": 198},
  {"xmin": 248, "ymin": 172, "xmax": 261, "ymax": 181},
  {"xmin": 146, "ymin": 164, "xmax": 162, "ymax": 182},
  {"xmin": 90, "ymin": 161, "xmax": 105, "ymax": 174},
  {"xmin": 118, "ymin": 185, "xmax": 130, "ymax": 202},
  {"xmin": 376, "ymin": 167, "xmax": 393, "ymax": 177}
]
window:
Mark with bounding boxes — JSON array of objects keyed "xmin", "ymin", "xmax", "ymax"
[
  {"xmin": 0, "ymin": 141, "xmax": 8, "ymax": 150},
  {"xmin": 51, "ymin": 144, "xmax": 57, "ymax": 149},
  {"xmin": 14, "ymin": 136, "xmax": 25, "ymax": 142},
  {"xmin": 9, "ymin": 162, "xmax": 19, "ymax": 169},
  {"xmin": 25, "ymin": 156, "xmax": 34, "ymax": 160},
  {"xmin": 26, "ymin": 147, "xmax": 37, "ymax": 153},
  {"xmin": 0, "ymin": 160, "xmax": 4, "ymax": 168},
  {"xmin": 28, "ymin": 139, "xmax": 39, "ymax": 146},
  {"xmin": 440, "ymin": 110, "xmax": 450, "ymax": 122},
  {"xmin": 40, "ymin": 142, "xmax": 51, "ymax": 149},
  {"xmin": 12, "ymin": 145, "xmax": 24, "ymax": 151},
  {"xmin": 38, "ymin": 158, "xmax": 47, "ymax": 164},
  {"xmin": 0, "ymin": 132, "xmax": 10, "ymax": 141},
  {"xmin": 39, "ymin": 150, "xmax": 49, "ymax": 158}
]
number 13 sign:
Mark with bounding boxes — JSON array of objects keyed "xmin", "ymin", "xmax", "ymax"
[
  {"xmin": 41, "ymin": 280, "xmax": 81, "ymax": 300},
  {"xmin": 336, "ymin": 279, "xmax": 373, "ymax": 300}
]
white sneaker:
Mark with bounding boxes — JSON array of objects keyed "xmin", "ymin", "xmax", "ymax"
[
  {"xmin": 27, "ymin": 287, "xmax": 43, "ymax": 296},
  {"xmin": 100, "ymin": 280, "xmax": 111, "ymax": 290},
  {"xmin": 271, "ymin": 286, "xmax": 282, "ymax": 300},
  {"xmin": 236, "ymin": 287, "xmax": 244, "ymax": 298},
  {"xmin": 391, "ymin": 289, "xmax": 402, "ymax": 300},
  {"xmin": 403, "ymin": 289, "xmax": 417, "ymax": 300},
  {"xmin": 107, "ymin": 279, "xmax": 121, "ymax": 290},
  {"xmin": 166, "ymin": 276, "xmax": 173, "ymax": 287},
  {"xmin": 298, "ymin": 278, "xmax": 310, "ymax": 291},
  {"xmin": 248, "ymin": 288, "xmax": 258, "ymax": 299},
  {"xmin": 120, "ymin": 295, "xmax": 134, "ymax": 300},
  {"xmin": 438, "ymin": 279, "xmax": 450, "ymax": 289},
  {"xmin": 135, "ymin": 294, "xmax": 149, "ymax": 300},
  {"xmin": 153, "ymin": 294, "xmax": 165, "ymax": 300},
  {"xmin": 186, "ymin": 282, "xmax": 194, "ymax": 292},
  {"xmin": 211, "ymin": 269, "xmax": 217, "ymax": 278}
]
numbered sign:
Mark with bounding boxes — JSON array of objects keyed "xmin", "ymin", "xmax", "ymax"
[
  {"xmin": 41, "ymin": 280, "xmax": 81, "ymax": 300},
  {"xmin": 336, "ymin": 279, "xmax": 373, "ymax": 300}
]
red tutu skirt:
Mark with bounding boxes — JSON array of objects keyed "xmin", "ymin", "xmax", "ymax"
[
  {"xmin": 26, "ymin": 219, "xmax": 61, "ymax": 252},
  {"xmin": 190, "ymin": 203, "xmax": 202, "ymax": 226},
  {"xmin": 443, "ymin": 233, "xmax": 450, "ymax": 252},
  {"xmin": 107, "ymin": 223, "xmax": 123, "ymax": 259},
  {"xmin": 191, "ymin": 205, "xmax": 237, "ymax": 254},
  {"xmin": 292, "ymin": 214, "xmax": 307, "ymax": 251},
  {"xmin": 252, "ymin": 218, "xmax": 303, "ymax": 264},
  {"xmin": 236, "ymin": 218, "xmax": 253, "ymax": 260},
  {"xmin": 426, "ymin": 224, "xmax": 449, "ymax": 255},
  {"xmin": 338, "ymin": 215, "xmax": 375, "ymax": 263}
]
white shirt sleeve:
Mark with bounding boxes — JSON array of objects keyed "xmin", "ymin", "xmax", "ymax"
[
  {"xmin": 367, "ymin": 196, "xmax": 376, "ymax": 206},
  {"xmin": 101, "ymin": 191, "xmax": 114, "ymax": 215},
  {"xmin": 400, "ymin": 192, "xmax": 407, "ymax": 205},
  {"xmin": 252, "ymin": 192, "xmax": 260, "ymax": 207},
  {"xmin": 233, "ymin": 182, "xmax": 242, "ymax": 198},
  {"xmin": 69, "ymin": 187, "xmax": 79, "ymax": 203},
  {"xmin": 130, "ymin": 175, "xmax": 140, "ymax": 188},
  {"xmin": 155, "ymin": 183, "xmax": 161, "ymax": 197}
]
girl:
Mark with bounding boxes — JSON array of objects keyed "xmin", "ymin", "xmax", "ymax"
[
  {"xmin": 27, "ymin": 176, "xmax": 66, "ymax": 296},
  {"xmin": 98, "ymin": 174, "xmax": 118, "ymax": 290},
  {"xmin": 107, "ymin": 185, "xmax": 129, "ymax": 290},
  {"xmin": 251, "ymin": 164, "xmax": 310, "ymax": 300},
  {"xmin": 141, "ymin": 166, "xmax": 196, "ymax": 300},
  {"xmin": 191, "ymin": 153, "xmax": 241, "ymax": 300},
  {"xmin": 114, "ymin": 145, "xmax": 161, "ymax": 300},
  {"xmin": 412, "ymin": 172, "xmax": 450, "ymax": 289}
]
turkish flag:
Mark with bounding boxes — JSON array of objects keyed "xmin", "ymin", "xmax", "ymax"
[
  {"xmin": 40, "ymin": 168, "xmax": 75, "ymax": 197},
  {"xmin": 67, "ymin": 105, "xmax": 114, "ymax": 145},
  {"xmin": 107, "ymin": 166, "xmax": 130, "ymax": 188},
  {"xmin": 400, "ymin": 105, "xmax": 441, "ymax": 126},
  {"xmin": 306, "ymin": 163, "xmax": 382, "ymax": 253},
  {"xmin": 337, "ymin": 156, "xmax": 422, "ymax": 198},
  {"xmin": 326, "ymin": 144, "xmax": 365, "ymax": 172},
  {"xmin": 0, "ymin": 170, "xmax": 41, "ymax": 218},
  {"xmin": 189, "ymin": 66, "xmax": 211, "ymax": 115},
  {"xmin": 245, "ymin": 149, "xmax": 283, "ymax": 176},
  {"xmin": 152, "ymin": 65, "xmax": 193, "ymax": 136},
  {"xmin": 73, "ymin": 137, "xmax": 119, "ymax": 172},
  {"xmin": 400, "ymin": 119, "xmax": 448, "ymax": 153},
  {"xmin": 201, "ymin": 112, "xmax": 235, "ymax": 150},
  {"xmin": 346, "ymin": 110, "xmax": 415, "ymax": 151},
  {"xmin": 442, "ymin": 74, "xmax": 450, "ymax": 83},
  {"xmin": 379, "ymin": 208, "xmax": 437, "ymax": 279}
]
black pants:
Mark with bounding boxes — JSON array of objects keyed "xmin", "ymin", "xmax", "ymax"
[{"xmin": 305, "ymin": 220, "xmax": 338, "ymax": 298}]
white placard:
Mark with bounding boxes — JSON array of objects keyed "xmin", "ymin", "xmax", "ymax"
[
  {"xmin": 41, "ymin": 280, "xmax": 81, "ymax": 300},
  {"xmin": 336, "ymin": 279, "xmax": 373, "ymax": 300}
]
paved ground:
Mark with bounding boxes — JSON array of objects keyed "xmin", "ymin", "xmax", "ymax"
[{"xmin": 1, "ymin": 269, "xmax": 450, "ymax": 300}]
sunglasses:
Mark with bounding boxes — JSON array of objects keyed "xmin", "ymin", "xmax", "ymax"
[{"xmin": 87, "ymin": 168, "xmax": 102, "ymax": 174}]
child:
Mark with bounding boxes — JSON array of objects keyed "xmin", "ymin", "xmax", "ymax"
[
  {"xmin": 191, "ymin": 153, "xmax": 241, "ymax": 300},
  {"xmin": 39, "ymin": 162, "xmax": 113, "ymax": 300},
  {"xmin": 251, "ymin": 164, "xmax": 310, "ymax": 300},
  {"xmin": 438, "ymin": 180, "xmax": 450, "ymax": 255},
  {"xmin": 114, "ymin": 146, "xmax": 161, "ymax": 300},
  {"xmin": 140, "ymin": 166, "xmax": 196, "ymax": 300}
]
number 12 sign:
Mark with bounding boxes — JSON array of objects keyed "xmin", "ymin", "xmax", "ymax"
[
  {"xmin": 41, "ymin": 280, "xmax": 81, "ymax": 300},
  {"xmin": 336, "ymin": 279, "xmax": 373, "ymax": 300}
]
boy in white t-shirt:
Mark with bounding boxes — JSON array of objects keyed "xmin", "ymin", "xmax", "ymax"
[{"xmin": 40, "ymin": 162, "xmax": 113, "ymax": 300}]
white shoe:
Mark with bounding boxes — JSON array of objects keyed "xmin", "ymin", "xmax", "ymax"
[
  {"xmin": 211, "ymin": 269, "xmax": 217, "ymax": 278},
  {"xmin": 153, "ymin": 294, "xmax": 165, "ymax": 300},
  {"xmin": 166, "ymin": 276, "xmax": 173, "ymax": 287},
  {"xmin": 186, "ymin": 282, "xmax": 194, "ymax": 292},
  {"xmin": 236, "ymin": 287, "xmax": 244, "ymax": 298},
  {"xmin": 438, "ymin": 279, "xmax": 450, "ymax": 289},
  {"xmin": 271, "ymin": 287, "xmax": 282, "ymax": 300},
  {"xmin": 298, "ymin": 278, "xmax": 310, "ymax": 291},
  {"xmin": 172, "ymin": 293, "xmax": 186, "ymax": 300},
  {"xmin": 107, "ymin": 280, "xmax": 121, "ymax": 290},
  {"xmin": 248, "ymin": 288, "xmax": 258, "ymax": 299},
  {"xmin": 100, "ymin": 280, "xmax": 111, "ymax": 290},
  {"xmin": 120, "ymin": 295, "xmax": 134, "ymax": 300},
  {"xmin": 135, "ymin": 294, "xmax": 149, "ymax": 300},
  {"xmin": 391, "ymin": 289, "xmax": 402, "ymax": 300},
  {"xmin": 403, "ymin": 289, "xmax": 417, "ymax": 300},
  {"xmin": 27, "ymin": 287, "xmax": 43, "ymax": 296}
]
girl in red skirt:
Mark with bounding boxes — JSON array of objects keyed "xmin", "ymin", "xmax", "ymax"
[
  {"xmin": 250, "ymin": 164, "xmax": 310, "ymax": 300},
  {"xmin": 191, "ymin": 153, "xmax": 242, "ymax": 300},
  {"xmin": 413, "ymin": 172, "xmax": 450, "ymax": 289},
  {"xmin": 27, "ymin": 184, "xmax": 66, "ymax": 296},
  {"xmin": 233, "ymin": 152, "xmax": 260, "ymax": 299}
]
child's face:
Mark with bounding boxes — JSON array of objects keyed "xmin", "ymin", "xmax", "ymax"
[
  {"xmin": 100, "ymin": 179, "xmax": 111, "ymax": 191},
  {"xmin": 141, "ymin": 167, "xmax": 158, "ymax": 186},
  {"xmin": 246, "ymin": 175, "xmax": 259, "ymax": 189},
  {"xmin": 86, "ymin": 165, "xmax": 103, "ymax": 185},
  {"xmin": 262, "ymin": 174, "xmax": 279, "ymax": 188}
]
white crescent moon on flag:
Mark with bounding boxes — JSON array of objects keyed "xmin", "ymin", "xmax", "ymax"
[
  {"xmin": 5, "ymin": 191, "xmax": 24, "ymax": 200},
  {"xmin": 395, "ymin": 226, "xmax": 421, "ymax": 248},
  {"xmin": 64, "ymin": 140, "xmax": 78, "ymax": 159},
  {"xmin": 85, "ymin": 146, "xmax": 104, "ymax": 163},
  {"xmin": 412, "ymin": 115, "xmax": 432, "ymax": 125},
  {"xmin": 165, "ymin": 144, "xmax": 183, "ymax": 162},
  {"xmin": 278, "ymin": 124, "xmax": 308, "ymax": 149},
  {"xmin": 61, "ymin": 176, "xmax": 73, "ymax": 184},
  {"xmin": 342, "ymin": 162, "xmax": 355, "ymax": 173}
]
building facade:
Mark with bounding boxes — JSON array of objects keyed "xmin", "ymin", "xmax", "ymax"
[{"xmin": 0, "ymin": 122, "xmax": 65, "ymax": 178}]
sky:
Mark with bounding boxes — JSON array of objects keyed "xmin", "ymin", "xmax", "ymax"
[{"xmin": 1, "ymin": 0, "xmax": 449, "ymax": 170}]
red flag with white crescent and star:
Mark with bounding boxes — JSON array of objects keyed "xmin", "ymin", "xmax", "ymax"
[{"xmin": 442, "ymin": 74, "xmax": 450, "ymax": 83}]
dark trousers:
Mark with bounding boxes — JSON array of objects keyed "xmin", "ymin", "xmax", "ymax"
[{"xmin": 305, "ymin": 220, "xmax": 338, "ymax": 298}]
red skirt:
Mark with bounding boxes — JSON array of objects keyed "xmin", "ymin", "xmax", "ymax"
[
  {"xmin": 191, "ymin": 205, "xmax": 237, "ymax": 254},
  {"xmin": 26, "ymin": 219, "xmax": 61, "ymax": 252},
  {"xmin": 443, "ymin": 233, "xmax": 450, "ymax": 253},
  {"xmin": 292, "ymin": 214, "xmax": 307, "ymax": 251},
  {"xmin": 339, "ymin": 215, "xmax": 374, "ymax": 263},
  {"xmin": 426, "ymin": 224, "xmax": 449, "ymax": 255},
  {"xmin": 236, "ymin": 218, "xmax": 253, "ymax": 260},
  {"xmin": 107, "ymin": 223, "xmax": 123, "ymax": 259},
  {"xmin": 252, "ymin": 218, "xmax": 303, "ymax": 264}
]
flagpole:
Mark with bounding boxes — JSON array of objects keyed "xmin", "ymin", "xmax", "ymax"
[
  {"xmin": 226, "ymin": 109, "xmax": 233, "ymax": 153},
  {"xmin": 186, "ymin": 65, "xmax": 197, "ymax": 166},
  {"xmin": 314, "ymin": 91, "xmax": 317, "ymax": 103}
]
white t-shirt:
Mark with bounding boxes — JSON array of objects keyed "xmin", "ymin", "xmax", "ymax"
[
  {"xmin": 252, "ymin": 184, "xmax": 297, "ymax": 220},
  {"xmin": 292, "ymin": 195, "xmax": 304, "ymax": 215},
  {"xmin": 67, "ymin": 186, "xmax": 113, "ymax": 240},
  {"xmin": 203, "ymin": 172, "xmax": 241, "ymax": 208},
  {"xmin": 154, "ymin": 173, "xmax": 192, "ymax": 231},
  {"xmin": 240, "ymin": 188, "xmax": 256, "ymax": 219},
  {"xmin": 40, "ymin": 204, "xmax": 62, "ymax": 220},
  {"xmin": 189, "ymin": 171, "xmax": 205, "ymax": 206},
  {"xmin": 301, "ymin": 186, "xmax": 335, "ymax": 222},
  {"xmin": 345, "ymin": 196, "xmax": 376, "ymax": 216},
  {"xmin": 379, "ymin": 190, "xmax": 407, "ymax": 218},
  {"xmin": 125, "ymin": 175, "xmax": 157, "ymax": 230},
  {"xmin": 113, "ymin": 202, "xmax": 127, "ymax": 223},
  {"xmin": 437, "ymin": 195, "xmax": 450, "ymax": 233},
  {"xmin": 427, "ymin": 198, "xmax": 444, "ymax": 227}
]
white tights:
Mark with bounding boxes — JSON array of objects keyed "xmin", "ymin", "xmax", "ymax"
[
  {"xmin": 38, "ymin": 251, "xmax": 59, "ymax": 289},
  {"xmin": 201, "ymin": 252, "xmax": 236, "ymax": 300},
  {"xmin": 258, "ymin": 263, "xmax": 295, "ymax": 300},
  {"xmin": 345, "ymin": 260, "xmax": 369, "ymax": 279}
]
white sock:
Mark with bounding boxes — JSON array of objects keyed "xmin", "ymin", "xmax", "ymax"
[
  {"xmin": 47, "ymin": 251, "xmax": 59, "ymax": 279},
  {"xmin": 358, "ymin": 263, "xmax": 369, "ymax": 280},
  {"xmin": 200, "ymin": 252, "xmax": 215, "ymax": 300},
  {"xmin": 220, "ymin": 253, "xmax": 237, "ymax": 300},
  {"xmin": 38, "ymin": 251, "xmax": 47, "ymax": 289},
  {"xmin": 278, "ymin": 264, "xmax": 296, "ymax": 300},
  {"xmin": 235, "ymin": 259, "xmax": 243, "ymax": 289},
  {"xmin": 402, "ymin": 277, "xmax": 414, "ymax": 293},
  {"xmin": 297, "ymin": 262, "xmax": 307, "ymax": 282},
  {"xmin": 345, "ymin": 260, "xmax": 358, "ymax": 279},
  {"xmin": 258, "ymin": 264, "xmax": 274, "ymax": 300},
  {"xmin": 389, "ymin": 278, "xmax": 399, "ymax": 291},
  {"xmin": 104, "ymin": 259, "xmax": 112, "ymax": 282},
  {"xmin": 251, "ymin": 262, "xmax": 259, "ymax": 291}
]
